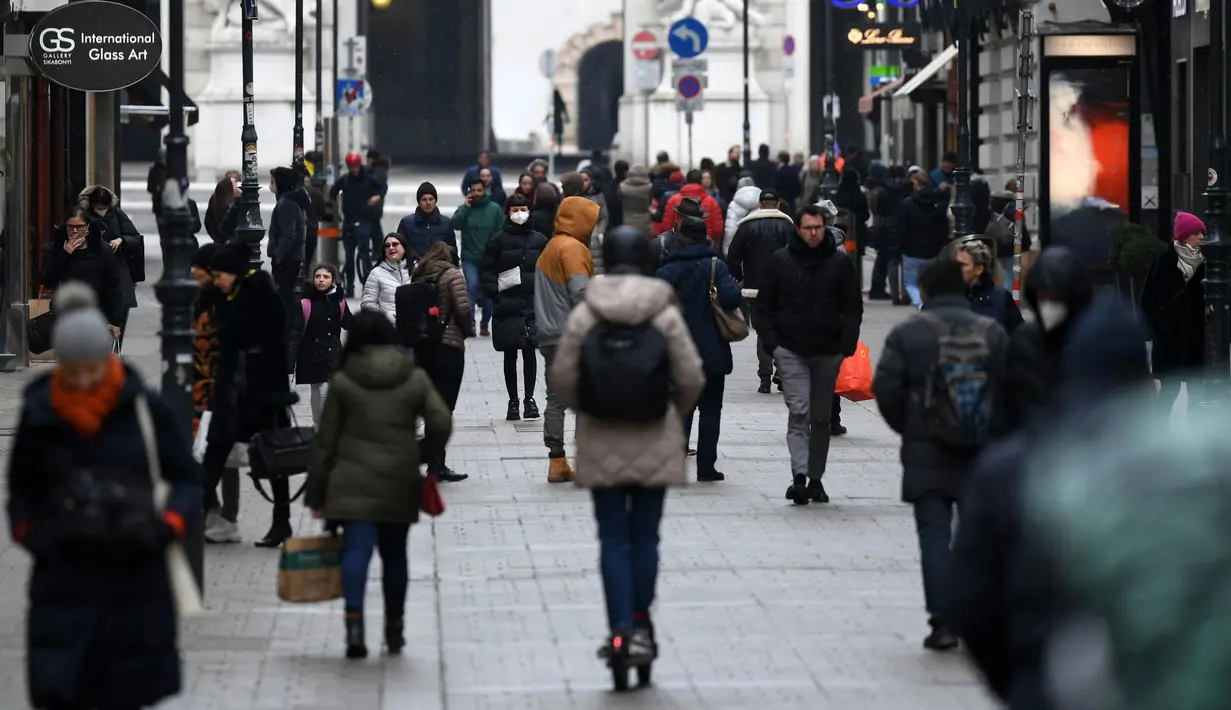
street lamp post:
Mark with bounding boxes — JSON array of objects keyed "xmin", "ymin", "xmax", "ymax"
[
  {"xmin": 817, "ymin": 0, "xmax": 838, "ymax": 200},
  {"xmin": 292, "ymin": 0, "xmax": 305, "ymax": 173},
  {"xmin": 741, "ymin": 0, "xmax": 751, "ymax": 166},
  {"xmin": 949, "ymin": 5, "xmax": 975, "ymax": 238},
  {"xmin": 158, "ymin": 0, "xmax": 204, "ymax": 590},
  {"xmin": 314, "ymin": 0, "xmax": 324, "ymax": 167},
  {"xmin": 238, "ymin": 0, "xmax": 266, "ymax": 269},
  {"xmin": 1203, "ymin": 0, "xmax": 1230, "ymax": 407}
]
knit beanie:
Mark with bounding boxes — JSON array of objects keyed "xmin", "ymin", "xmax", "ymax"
[
  {"xmin": 209, "ymin": 243, "xmax": 249, "ymax": 275},
  {"xmin": 417, "ymin": 182, "xmax": 438, "ymax": 201},
  {"xmin": 1174, "ymin": 211, "xmax": 1206, "ymax": 242},
  {"xmin": 50, "ymin": 282, "xmax": 114, "ymax": 364},
  {"xmin": 192, "ymin": 243, "xmax": 219, "ymax": 271}
]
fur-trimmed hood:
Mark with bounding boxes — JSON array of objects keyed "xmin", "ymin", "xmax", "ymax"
[{"xmin": 76, "ymin": 185, "xmax": 120, "ymax": 211}]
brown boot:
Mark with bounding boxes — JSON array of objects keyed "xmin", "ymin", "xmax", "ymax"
[{"xmin": 547, "ymin": 457, "xmax": 574, "ymax": 483}]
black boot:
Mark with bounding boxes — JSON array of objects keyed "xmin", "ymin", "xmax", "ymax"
[
  {"xmin": 254, "ymin": 520, "xmax": 292, "ymax": 548},
  {"xmin": 785, "ymin": 474, "xmax": 810, "ymax": 506},
  {"xmin": 524, "ymin": 397, "xmax": 540, "ymax": 419},
  {"xmin": 758, "ymin": 376, "xmax": 771, "ymax": 394},
  {"xmin": 506, "ymin": 399, "xmax": 520, "ymax": 421},
  {"xmin": 923, "ymin": 620, "xmax": 959, "ymax": 651},
  {"xmin": 345, "ymin": 611, "xmax": 368, "ymax": 659},
  {"xmin": 385, "ymin": 617, "xmax": 405, "ymax": 655}
]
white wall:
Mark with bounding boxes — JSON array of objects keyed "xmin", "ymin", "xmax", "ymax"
[{"xmin": 489, "ymin": 0, "xmax": 621, "ymax": 146}]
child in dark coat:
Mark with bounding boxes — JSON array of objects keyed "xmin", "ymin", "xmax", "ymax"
[{"xmin": 296, "ymin": 264, "xmax": 354, "ymax": 420}]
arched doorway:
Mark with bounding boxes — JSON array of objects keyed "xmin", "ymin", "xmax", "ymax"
[{"xmin": 576, "ymin": 41, "xmax": 623, "ymax": 151}]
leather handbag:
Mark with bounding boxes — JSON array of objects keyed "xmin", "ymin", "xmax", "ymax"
[
  {"xmin": 709, "ymin": 257, "xmax": 749, "ymax": 343},
  {"xmin": 247, "ymin": 409, "xmax": 313, "ymax": 503}
]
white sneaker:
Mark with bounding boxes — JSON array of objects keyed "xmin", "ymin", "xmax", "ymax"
[
  {"xmin": 204, "ymin": 509, "xmax": 221, "ymax": 531},
  {"xmin": 204, "ymin": 519, "xmax": 242, "ymax": 544}
]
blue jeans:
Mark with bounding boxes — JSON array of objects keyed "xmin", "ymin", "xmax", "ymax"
[
  {"xmin": 902, "ymin": 256, "xmax": 932, "ymax": 310},
  {"xmin": 592, "ymin": 487, "xmax": 667, "ymax": 632},
  {"xmin": 341, "ymin": 521, "xmax": 411, "ymax": 616},
  {"xmin": 461, "ymin": 259, "xmax": 491, "ymax": 328},
  {"xmin": 682, "ymin": 373, "xmax": 725, "ymax": 475},
  {"xmin": 913, "ymin": 495, "xmax": 958, "ymax": 621}
]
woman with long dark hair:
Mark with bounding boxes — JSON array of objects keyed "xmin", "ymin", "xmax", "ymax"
[
  {"xmin": 305, "ymin": 310, "xmax": 452, "ymax": 659},
  {"xmin": 204, "ymin": 175, "xmax": 242, "ymax": 244}
]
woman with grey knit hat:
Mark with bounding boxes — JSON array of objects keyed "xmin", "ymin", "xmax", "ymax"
[{"xmin": 8, "ymin": 281, "xmax": 201, "ymax": 710}]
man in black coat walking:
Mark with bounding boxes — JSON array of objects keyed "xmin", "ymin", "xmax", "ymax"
[{"xmin": 728, "ymin": 188, "xmax": 794, "ymax": 393}]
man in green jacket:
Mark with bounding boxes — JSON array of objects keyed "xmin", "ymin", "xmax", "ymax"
[{"xmin": 451, "ymin": 177, "xmax": 504, "ymax": 335}]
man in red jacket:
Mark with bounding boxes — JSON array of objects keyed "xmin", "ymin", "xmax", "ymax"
[{"xmin": 656, "ymin": 169, "xmax": 724, "ymax": 243}]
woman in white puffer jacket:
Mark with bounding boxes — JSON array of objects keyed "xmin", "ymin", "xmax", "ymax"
[
  {"xmin": 360, "ymin": 233, "xmax": 412, "ymax": 324},
  {"xmin": 723, "ymin": 177, "xmax": 763, "ymax": 255}
]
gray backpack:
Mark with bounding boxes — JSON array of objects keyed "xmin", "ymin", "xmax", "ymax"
[{"xmin": 918, "ymin": 312, "xmax": 997, "ymax": 448}]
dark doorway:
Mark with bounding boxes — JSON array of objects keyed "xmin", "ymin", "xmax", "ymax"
[
  {"xmin": 368, "ymin": 0, "xmax": 486, "ymax": 162},
  {"xmin": 118, "ymin": 0, "xmax": 162, "ymax": 163},
  {"xmin": 577, "ymin": 41, "xmax": 623, "ymax": 151}
]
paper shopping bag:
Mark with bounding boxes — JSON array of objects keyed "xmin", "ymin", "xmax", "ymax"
[
  {"xmin": 277, "ymin": 535, "xmax": 344, "ymax": 603},
  {"xmin": 835, "ymin": 341, "xmax": 875, "ymax": 402}
]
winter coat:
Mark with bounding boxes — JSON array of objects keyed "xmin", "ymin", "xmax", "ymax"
[
  {"xmin": 901, "ymin": 189, "xmax": 950, "ymax": 260},
  {"xmin": 76, "ymin": 186, "xmax": 143, "ymax": 306},
  {"xmin": 42, "ymin": 223, "xmax": 125, "ymax": 326},
  {"xmin": 528, "ymin": 201, "xmax": 558, "ymax": 241},
  {"xmin": 460, "ymin": 164, "xmax": 503, "ymax": 197},
  {"xmin": 713, "ymin": 160, "xmax": 742, "ymax": 203},
  {"xmin": 869, "ymin": 178, "xmax": 913, "ymax": 251},
  {"xmin": 754, "ymin": 234, "xmax": 863, "ymax": 358},
  {"xmin": 396, "ymin": 208, "xmax": 458, "ymax": 259},
  {"xmin": 872, "ymin": 294, "xmax": 1010, "ymax": 502},
  {"xmin": 8, "ymin": 368, "xmax": 200, "ymax": 710},
  {"xmin": 450, "ymin": 194, "xmax": 504, "ymax": 262},
  {"xmin": 295, "ymin": 286, "xmax": 353, "ymax": 384},
  {"xmin": 369, "ymin": 157, "xmax": 391, "ymax": 219},
  {"xmin": 413, "ymin": 256, "xmax": 474, "ymax": 351},
  {"xmin": 656, "ymin": 243, "xmax": 742, "ymax": 377},
  {"xmin": 801, "ymin": 169, "xmax": 824, "ymax": 205},
  {"xmin": 268, "ymin": 186, "xmax": 307, "ymax": 265},
  {"xmin": 773, "ymin": 163, "xmax": 803, "ymax": 210},
  {"xmin": 192, "ymin": 286, "xmax": 224, "ymax": 433},
  {"xmin": 989, "ymin": 193, "xmax": 1031, "ymax": 253},
  {"xmin": 834, "ymin": 183, "xmax": 870, "ymax": 238},
  {"xmin": 724, "ymin": 184, "xmax": 763, "ymax": 253},
  {"xmin": 969, "ymin": 273, "xmax": 1024, "ymax": 334},
  {"xmin": 1140, "ymin": 247, "xmax": 1205, "ymax": 377},
  {"xmin": 205, "ymin": 199, "xmax": 242, "ymax": 244},
  {"xmin": 329, "ymin": 167, "xmax": 386, "ymax": 223},
  {"xmin": 548, "ymin": 275, "xmax": 706, "ymax": 488},
  {"xmin": 656, "ymin": 183, "xmax": 724, "ymax": 243},
  {"xmin": 305, "ymin": 345, "xmax": 452, "ymax": 523},
  {"xmin": 586, "ymin": 187, "xmax": 610, "ymax": 274},
  {"xmin": 618, "ymin": 173, "xmax": 654, "ymax": 233},
  {"xmin": 750, "ymin": 157, "xmax": 777, "ymax": 190},
  {"xmin": 209, "ymin": 269, "xmax": 290, "ymax": 446},
  {"xmin": 360, "ymin": 258, "xmax": 411, "ymax": 325},
  {"xmin": 602, "ymin": 173, "xmax": 624, "ymax": 230},
  {"xmin": 727, "ymin": 209, "xmax": 794, "ymax": 291},
  {"xmin": 534, "ymin": 197, "xmax": 599, "ymax": 347},
  {"xmin": 479, "ymin": 221, "xmax": 549, "ymax": 351}
]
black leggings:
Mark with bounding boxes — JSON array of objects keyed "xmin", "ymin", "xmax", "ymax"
[{"xmin": 503, "ymin": 348, "xmax": 537, "ymax": 401}]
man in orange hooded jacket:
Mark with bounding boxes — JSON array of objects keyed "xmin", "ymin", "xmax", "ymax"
[{"xmin": 655, "ymin": 169, "xmax": 724, "ymax": 244}]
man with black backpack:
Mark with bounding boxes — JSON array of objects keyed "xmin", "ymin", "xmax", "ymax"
[{"xmin": 872, "ymin": 260, "xmax": 1009, "ymax": 652}]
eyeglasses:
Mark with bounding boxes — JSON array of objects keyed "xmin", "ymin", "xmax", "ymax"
[
  {"xmin": 66, "ymin": 223, "xmax": 87, "ymax": 232},
  {"xmin": 385, "ymin": 242, "xmax": 401, "ymax": 250},
  {"xmin": 799, "ymin": 225, "xmax": 826, "ymax": 232}
]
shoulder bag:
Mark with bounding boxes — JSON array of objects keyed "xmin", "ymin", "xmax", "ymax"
[{"xmin": 709, "ymin": 257, "xmax": 750, "ymax": 342}]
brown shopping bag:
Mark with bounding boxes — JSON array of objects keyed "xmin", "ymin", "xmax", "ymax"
[{"xmin": 277, "ymin": 535, "xmax": 344, "ymax": 603}]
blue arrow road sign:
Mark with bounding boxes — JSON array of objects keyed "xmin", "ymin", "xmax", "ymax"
[
  {"xmin": 668, "ymin": 17, "xmax": 708, "ymax": 59},
  {"xmin": 677, "ymin": 75, "xmax": 701, "ymax": 99}
]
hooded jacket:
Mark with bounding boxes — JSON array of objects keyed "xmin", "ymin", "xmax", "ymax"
[
  {"xmin": 902, "ymin": 188, "xmax": 950, "ymax": 260},
  {"xmin": 360, "ymin": 253, "xmax": 411, "ymax": 325},
  {"xmin": 305, "ymin": 345, "xmax": 453, "ymax": 524},
  {"xmin": 870, "ymin": 177, "xmax": 914, "ymax": 251},
  {"xmin": 268, "ymin": 170, "xmax": 307, "ymax": 264},
  {"xmin": 76, "ymin": 185, "xmax": 143, "ymax": 304},
  {"xmin": 548, "ymin": 275, "xmax": 706, "ymax": 488},
  {"xmin": 412, "ymin": 255, "xmax": 474, "ymax": 350},
  {"xmin": 657, "ymin": 242, "xmax": 743, "ymax": 376},
  {"xmin": 42, "ymin": 222, "xmax": 125, "ymax": 326},
  {"xmin": 724, "ymin": 182, "xmax": 765, "ymax": 251},
  {"xmin": 449, "ymin": 192, "xmax": 504, "ymax": 262},
  {"xmin": 657, "ymin": 183, "xmax": 724, "ymax": 243},
  {"xmin": 727, "ymin": 208, "xmax": 794, "ymax": 291},
  {"xmin": 618, "ymin": 169, "xmax": 654, "ymax": 232},
  {"xmin": 534, "ymin": 196, "xmax": 600, "ymax": 347}
]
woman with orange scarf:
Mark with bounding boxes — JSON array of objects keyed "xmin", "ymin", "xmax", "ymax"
[{"xmin": 6, "ymin": 283, "xmax": 201, "ymax": 710}]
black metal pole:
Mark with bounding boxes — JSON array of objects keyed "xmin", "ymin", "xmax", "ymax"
[
  {"xmin": 238, "ymin": 2, "xmax": 266, "ymax": 268},
  {"xmin": 314, "ymin": 0, "xmax": 324, "ymax": 160},
  {"xmin": 158, "ymin": 0, "xmax": 204, "ymax": 591},
  {"xmin": 818, "ymin": 0, "xmax": 838, "ymax": 199},
  {"xmin": 292, "ymin": 0, "xmax": 305, "ymax": 172},
  {"xmin": 1204, "ymin": 0, "xmax": 1229, "ymax": 407},
  {"xmin": 950, "ymin": 9, "xmax": 975, "ymax": 237},
  {"xmin": 742, "ymin": 0, "xmax": 751, "ymax": 166}
]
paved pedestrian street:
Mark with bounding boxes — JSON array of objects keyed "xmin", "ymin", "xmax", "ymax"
[{"xmin": 0, "ymin": 239, "xmax": 998, "ymax": 708}]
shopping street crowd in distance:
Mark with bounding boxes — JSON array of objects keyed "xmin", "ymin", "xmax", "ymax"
[{"xmin": 4, "ymin": 142, "xmax": 1213, "ymax": 707}]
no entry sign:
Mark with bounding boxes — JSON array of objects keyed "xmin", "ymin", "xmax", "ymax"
[{"xmin": 632, "ymin": 30, "xmax": 658, "ymax": 60}]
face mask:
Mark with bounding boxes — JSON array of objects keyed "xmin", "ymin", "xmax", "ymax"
[
  {"xmin": 93, "ymin": 208, "xmax": 107, "ymax": 216},
  {"xmin": 1036, "ymin": 301, "xmax": 1068, "ymax": 332},
  {"xmin": 510, "ymin": 211, "xmax": 529, "ymax": 225}
]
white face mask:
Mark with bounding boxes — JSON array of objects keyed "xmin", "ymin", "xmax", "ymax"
[
  {"xmin": 93, "ymin": 208, "xmax": 107, "ymax": 216},
  {"xmin": 1036, "ymin": 301, "xmax": 1069, "ymax": 332},
  {"xmin": 510, "ymin": 211, "xmax": 529, "ymax": 225}
]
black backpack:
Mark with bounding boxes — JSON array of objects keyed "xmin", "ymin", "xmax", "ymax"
[
  {"xmin": 919, "ymin": 312, "xmax": 997, "ymax": 448},
  {"xmin": 394, "ymin": 279, "xmax": 447, "ymax": 347},
  {"xmin": 578, "ymin": 320, "xmax": 671, "ymax": 422}
]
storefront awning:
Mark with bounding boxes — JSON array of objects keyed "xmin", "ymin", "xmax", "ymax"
[
  {"xmin": 893, "ymin": 43, "xmax": 959, "ymax": 101},
  {"xmin": 859, "ymin": 79, "xmax": 904, "ymax": 116}
]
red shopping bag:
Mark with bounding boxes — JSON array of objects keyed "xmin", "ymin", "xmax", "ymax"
[
  {"xmin": 834, "ymin": 341, "xmax": 875, "ymax": 402},
  {"xmin": 420, "ymin": 475, "xmax": 445, "ymax": 517}
]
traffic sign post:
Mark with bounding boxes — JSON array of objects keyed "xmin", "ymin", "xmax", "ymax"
[
  {"xmin": 669, "ymin": 17, "xmax": 708, "ymax": 58},
  {"xmin": 632, "ymin": 29, "xmax": 659, "ymax": 60},
  {"xmin": 337, "ymin": 78, "xmax": 367, "ymax": 118},
  {"xmin": 667, "ymin": 17, "xmax": 707, "ymax": 166}
]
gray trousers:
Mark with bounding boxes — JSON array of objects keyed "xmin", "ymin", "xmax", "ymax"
[
  {"xmin": 775, "ymin": 347, "xmax": 844, "ymax": 479},
  {"xmin": 747, "ymin": 298, "xmax": 774, "ymax": 379},
  {"xmin": 540, "ymin": 344, "xmax": 567, "ymax": 457}
]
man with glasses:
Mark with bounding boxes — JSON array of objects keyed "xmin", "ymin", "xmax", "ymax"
[{"xmin": 754, "ymin": 203, "xmax": 863, "ymax": 506}]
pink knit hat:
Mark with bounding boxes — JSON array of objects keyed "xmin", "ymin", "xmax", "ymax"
[{"xmin": 1174, "ymin": 211, "xmax": 1206, "ymax": 242}]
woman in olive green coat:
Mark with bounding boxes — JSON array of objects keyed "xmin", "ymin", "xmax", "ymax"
[{"xmin": 305, "ymin": 311, "xmax": 452, "ymax": 660}]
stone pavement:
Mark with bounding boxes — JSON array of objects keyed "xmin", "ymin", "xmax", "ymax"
[{"xmin": 0, "ymin": 208, "xmax": 999, "ymax": 709}]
